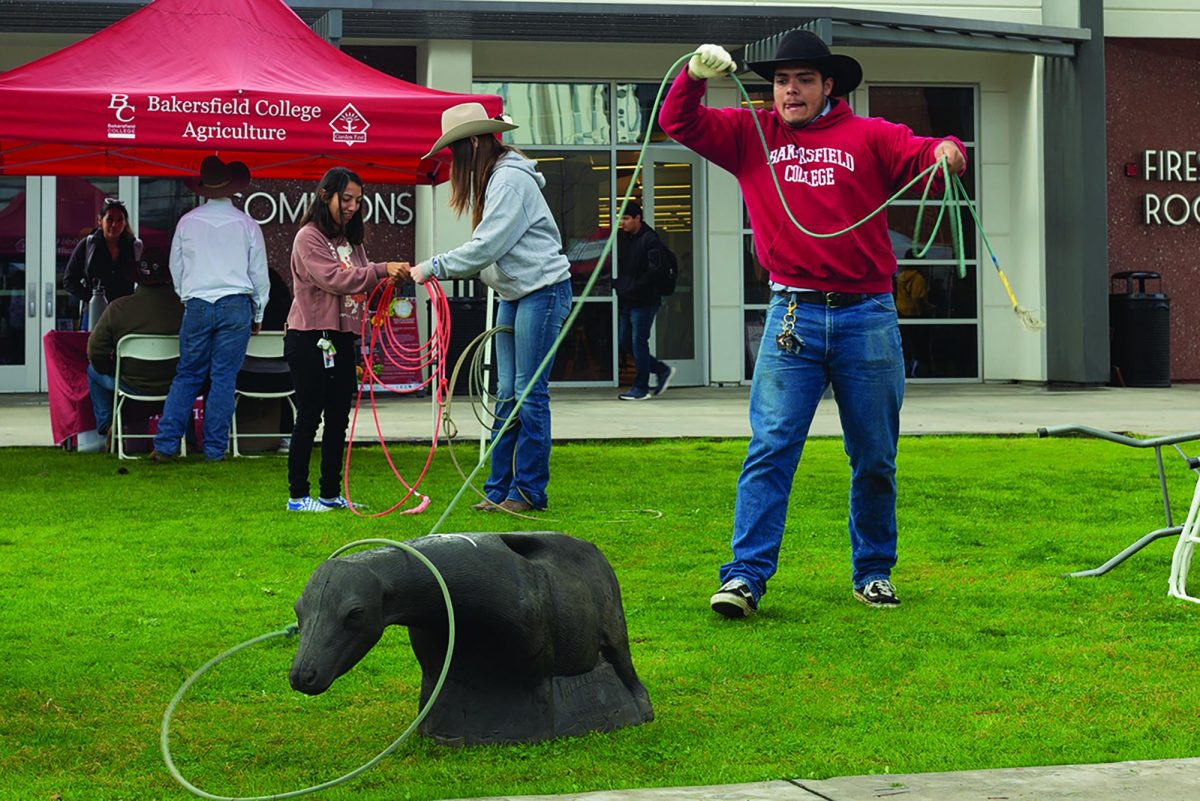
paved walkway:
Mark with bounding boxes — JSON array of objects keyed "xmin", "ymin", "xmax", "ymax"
[
  {"xmin": 5, "ymin": 382, "xmax": 1199, "ymax": 799},
  {"xmin": 455, "ymin": 759, "xmax": 1200, "ymax": 801},
  {"xmin": 4, "ymin": 382, "xmax": 1200, "ymax": 446}
]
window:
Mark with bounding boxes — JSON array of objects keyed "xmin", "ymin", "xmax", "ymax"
[
  {"xmin": 872, "ymin": 85, "xmax": 979, "ymax": 380},
  {"xmin": 741, "ymin": 84, "xmax": 979, "ymax": 380},
  {"xmin": 474, "ymin": 80, "xmax": 693, "ymax": 385}
]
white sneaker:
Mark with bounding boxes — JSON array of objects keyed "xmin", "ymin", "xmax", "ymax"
[
  {"xmin": 653, "ymin": 365, "xmax": 676, "ymax": 396},
  {"xmin": 318, "ymin": 496, "xmax": 350, "ymax": 509},
  {"xmin": 287, "ymin": 496, "xmax": 332, "ymax": 512}
]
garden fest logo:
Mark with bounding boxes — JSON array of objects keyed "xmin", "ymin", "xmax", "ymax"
[{"xmin": 330, "ymin": 103, "xmax": 370, "ymax": 146}]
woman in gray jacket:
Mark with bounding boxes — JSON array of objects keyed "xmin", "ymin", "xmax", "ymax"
[{"xmin": 412, "ymin": 102, "xmax": 572, "ymax": 513}]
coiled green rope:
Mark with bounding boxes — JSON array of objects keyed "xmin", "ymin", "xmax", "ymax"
[{"xmin": 161, "ymin": 538, "xmax": 455, "ymax": 800}]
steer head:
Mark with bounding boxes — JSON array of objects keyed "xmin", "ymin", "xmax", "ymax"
[{"xmin": 289, "ymin": 559, "xmax": 385, "ymax": 695}]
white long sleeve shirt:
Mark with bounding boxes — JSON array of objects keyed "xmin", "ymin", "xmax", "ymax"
[{"xmin": 169, "ymin": 197, "xmax": 270, "ymax": 323}]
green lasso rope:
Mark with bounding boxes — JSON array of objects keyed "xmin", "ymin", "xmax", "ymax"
[{"xmin": 161, "ymin": 538, "xmax": 455, "ymax": 800}]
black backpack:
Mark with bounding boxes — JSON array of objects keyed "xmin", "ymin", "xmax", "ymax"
[{"xmin": 656, "ymin": 244, "xmax": 678, "ymax": 297}]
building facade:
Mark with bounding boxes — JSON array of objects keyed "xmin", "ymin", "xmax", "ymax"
[{"xmin": 1, "ymin": 1, "xmax": 1195, "ymax": 393}]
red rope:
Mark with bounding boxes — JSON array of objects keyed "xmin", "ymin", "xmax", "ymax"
[{"xmin": 343, "ymin": 277, "xmax": 452, "ymax": 517}]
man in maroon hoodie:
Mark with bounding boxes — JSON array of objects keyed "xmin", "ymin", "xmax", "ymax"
[{"xmin": 660, "ymin": 31, "xmax": 965, "ymax": 616}]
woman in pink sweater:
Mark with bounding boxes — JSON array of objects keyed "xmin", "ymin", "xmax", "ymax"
[{"xmin": 284, "ymin": 167, "xmax": 408, "ymax": 512}]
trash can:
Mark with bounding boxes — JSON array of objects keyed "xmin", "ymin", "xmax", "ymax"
[{"xmin": 1109, "ymin": 271, "xmax": 1170, "ymax": 387}]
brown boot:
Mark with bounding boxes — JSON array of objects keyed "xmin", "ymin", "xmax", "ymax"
[
  {"xmin": 497, "ymin": 499, "xmax": 537, "ymax": 513},
  {"xmin": 471, "ymin": 498, "xmax": 500, "ymax": 511},
  {"xmin": 148, "ymin": 450, "xmax": 174, "ymax": 463}
]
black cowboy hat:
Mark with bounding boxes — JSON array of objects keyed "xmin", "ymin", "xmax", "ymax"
[
  {"xmin": 746, "ymin": 29, "xmax": 863, "ymax": 96},
  {"xmin": 191, "ymin": 155, "xmax": 251, "ymax": 198}
]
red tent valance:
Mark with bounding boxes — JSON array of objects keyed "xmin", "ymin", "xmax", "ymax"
[{"xmin": 0, "ymin": 0, "xmax": 499, "ymax": 183}]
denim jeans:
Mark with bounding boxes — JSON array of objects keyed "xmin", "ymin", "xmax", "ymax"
[
  {"xmin": 484, "ymin": 279, "xmax": 572, "ymax": 509},
  {"xmin": 153, "ymin": 295, "xmax": 252, "ymax": 459},
  {"xmin": 721, "ymin": 291, "xmax": 905, "ymax": 597},
  {"xmin": 285, "ymin": 329, "xmax": 356, "ymax": 500},
  {"xmin": 85, "ymin": 364, "xmax": 133, "ymax": 435},
  {"xmin": 618, "ymin": 304, "xmax": 667, "ymax": 391}
]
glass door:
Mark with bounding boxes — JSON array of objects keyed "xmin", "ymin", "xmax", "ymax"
[
  {"xmin": 616, "ymin": 146, "xmax": 704, "ymax": 386},
  {"xmin": 0, "ymin": 177, "xmax": 42, "ymax": 391},
  {"xmin": 650, "ymin": 148, "xmax": 702, "ymax": 386},
  {"xmin": 0, "ymin": 176, "xmax": 122, "ymax": 392}
]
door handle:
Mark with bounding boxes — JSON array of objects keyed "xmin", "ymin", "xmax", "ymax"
[
  {"xmin": 45, "ymin": 282, "xmax": 54, "ymax": 318},
  {"xmin": 28, "ymin": 281, "xmax": 37, "ymax": 318}
]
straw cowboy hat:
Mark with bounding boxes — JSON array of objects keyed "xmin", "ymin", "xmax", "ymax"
[
  {"xmin": 194, "ymin": 155, "xmax": 251, "ymax": 198},
  {"xmin": 422, "ymin": 102, "xmax": 519, "ymax": 160},
  {"xmin": 746, "ymin": 29, "xmax": 863, "ymax": 96}
]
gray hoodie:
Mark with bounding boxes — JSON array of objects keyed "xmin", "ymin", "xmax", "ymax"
[{"xmin": 429, "ymin": 152, "xmax": 572, "ymax": 301}]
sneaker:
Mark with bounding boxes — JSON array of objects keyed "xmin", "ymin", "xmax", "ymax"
[
  {"xmin": 710, "ymin": 578, "xmax": 757, "ymax": 618},
  {"xmin": 618, "ymin": 387, "xmax": 652, "ymax": 401},
  {"xmin": 854, "ymin": 579, "xmax": 900, "ymax": 608},
  {"xmin": 318, "ymin": 496, "xmax": 350, "ymax": 509},
  {"xmin": 652, "ymin": 365, "xmax": 676, "ymax": 396},
  {"xmin": 278, "ymin": 436, "xmax": 291, "ymax": 455},
  {"xmin": 287, "ymin": 496, "xmax": 333, "ymax": 513}
]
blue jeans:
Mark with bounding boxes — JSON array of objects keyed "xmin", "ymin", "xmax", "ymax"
[
  {"xmin": 484, "ymin": 280, "xmax": 572, "ymax": 509},
  {"xmin": 86, "ymin": 364, "xmax": 133, "ymax": 435},
  {"xmin": 721, "ymin": 292, "xmax": 905, "ymax": 597},
  {"xmin": 618, "ymin": 304, "xmax": 667, "ymax": 391},
  {"xmin": 153, "ymin": 295, "xmax": 252, "ymax": 459}
]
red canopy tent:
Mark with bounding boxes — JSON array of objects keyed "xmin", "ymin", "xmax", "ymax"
[{"xmin": 0, "ymin": 0, "xmax": 500, "ymax": 183}]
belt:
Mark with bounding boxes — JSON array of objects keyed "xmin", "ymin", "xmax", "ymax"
[{"xmin": 776, "ymin": 290, "xmax": 868, "ymax": 309}]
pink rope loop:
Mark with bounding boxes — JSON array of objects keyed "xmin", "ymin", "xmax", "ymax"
[{"xmin": 343, "ymin": 276, "xmax": 453, "ymax": 517}]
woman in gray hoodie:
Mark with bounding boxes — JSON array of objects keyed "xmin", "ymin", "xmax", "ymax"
[{"xmin": 413, "ymin": 103, "xmax": 572, "ymax": 513}]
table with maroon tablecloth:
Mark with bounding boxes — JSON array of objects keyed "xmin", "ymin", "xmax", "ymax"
[{"xmin": 43, "ymin": 330, "xmax": 94, "ymax": 445}]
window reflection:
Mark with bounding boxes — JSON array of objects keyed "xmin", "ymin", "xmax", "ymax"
[
  {"xmin": 615, "ymin": 83, "xmax": 671, "ymax": 144},
  {"xmin": 550, "ymin": 301, "xmax": 613, "ymax": 382},
  {"xmin": 900, "ymin": 323, "xmax": 978, "ymax": 379},
  {"xmin": 475, "ymin": 82, "xmax": 610, "ymax": 146},
  {"xmin": 894, "ymin": 263, "xmax": 977, "ymax": 319},
  {"xmin": 888, "ymin": 204, "xmax": 976, "ymax": 261},
  {"xmin": 57, "ymin": 177, "xmax": 119, "ymax": 329},
  {"xmin": 536, "ymin": 151, "xmax": 613, "ymax": 296},
  {"xmin": 744, "ymin": 308, "xmax": 767, "ymax": 381},
  {"xmin": 867, "ymin": 86, "xmax": 975, "ymax": 140},
  {"xmin": 742, "ymin": 236, "xmax": 771, "ymax": 305}
]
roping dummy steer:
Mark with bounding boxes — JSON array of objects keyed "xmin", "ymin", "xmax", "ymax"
[{"xmin": 289, "ymin": 531, "xmax": 654, "ymax": 745}]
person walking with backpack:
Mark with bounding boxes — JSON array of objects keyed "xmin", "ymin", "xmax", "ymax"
[{"xmin": 614, "ymin": 201, "xmax": 675, "ymax": 401}]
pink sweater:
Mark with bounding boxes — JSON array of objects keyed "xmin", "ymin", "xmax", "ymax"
[
  {"xmin": 659, "ymin": 71, "xmax": 965, "ymax": 294},
  {"xmin": 287, "ymin": 224, "xmax": 388, "ymax": 333}
]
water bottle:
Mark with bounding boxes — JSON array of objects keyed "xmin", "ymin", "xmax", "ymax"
[{"xmin": 87, "ymin": 281, "xmax": 108, "ymax": 330}]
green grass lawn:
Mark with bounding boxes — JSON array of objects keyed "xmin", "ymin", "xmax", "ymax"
[{"xmin": 2, "ymin": 435, "xmax": 1199, "ymax": 801}]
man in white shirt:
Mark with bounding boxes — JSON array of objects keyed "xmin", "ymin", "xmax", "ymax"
[{"xmin": 150, "ymin": 156, "xmax": 269, "ymax": 462}]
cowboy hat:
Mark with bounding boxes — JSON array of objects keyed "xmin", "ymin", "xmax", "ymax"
[
  {"xmin": 193, "ymin": 155, "xmax": 251, "ymax": 198},
  {"xmin": 746, "ymin": 29, "xmax": 863, "ymax": 96},
  {"xmin": 421, "ymin": 102, "xmax": 519, "ymax": 160}
]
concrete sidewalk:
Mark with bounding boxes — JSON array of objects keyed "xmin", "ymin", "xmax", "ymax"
[
  {"xmin": 3, "ymin": 382, "xmax": 1200, "ymax": 446},
  {"xmin": 457, "ymin": 759, "xmax": 1200, "ymax": 801}
]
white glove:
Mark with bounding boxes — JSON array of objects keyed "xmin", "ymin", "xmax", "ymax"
[
  {"xmin": 688, "ymin": 44, "xmax": 736, "ymax": 81},
  {"xmin": 411, "ymin": 260, "xmax": 434, "ymax": 285}
]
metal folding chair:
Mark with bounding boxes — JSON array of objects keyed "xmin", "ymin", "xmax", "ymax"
[
  {"xmin": 1038, "ymin": 425, "xmax": 1200, "ymax": 598},
  {"xmin": 230, "ymin": 331, "xmax": 295, "ymax": 457},
  {"xmin": 112, "ymin": 334, "xmax": 185, "ymax": 460}
]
